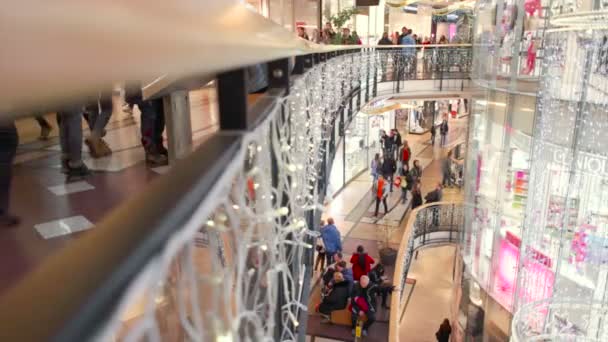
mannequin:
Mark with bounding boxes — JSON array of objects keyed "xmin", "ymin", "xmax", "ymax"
[{"xmin": 521, "ymin": 34, "xmax": 538, "ymax": 75}]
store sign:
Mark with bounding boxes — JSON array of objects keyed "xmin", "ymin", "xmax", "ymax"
[
  {"xmin": 552, "ymin": 149, "xmax": 608, "ymax": 177},
  {"xmin": 510, "ymin": 130, "xmax": 608, "ymax": 177}
]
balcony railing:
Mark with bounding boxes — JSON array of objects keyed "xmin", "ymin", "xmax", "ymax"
[
  {"xmin": 0, "ymin": 3, "xmax": 472, "ymax": 341},
  {"xmin": 389, "ymin": 201, "xmax": 464, "ymax": 342},
  {"xmin": 512, "ymin": 299, "xmax": 608, "ymax": 341}
]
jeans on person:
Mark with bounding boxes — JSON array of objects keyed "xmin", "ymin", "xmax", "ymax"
[
  {"xmin": 375, "ymin": 197, "xmax": 388, "ymax": 216},
  {"xmin": 315, "ymin": 252, "xmax": 326, "ymax": 271},
  {"xmin": 88, "ymin": 101, "xmax": 112, "ymax": 138},
  {"xmin": 325, "ymin": 251, "xmax": 336, "ymax": 267},
  {"xmin": 136, "ymin": 98, "xmax": 165, "ymax": 152},
  {"xmin": 442, "ymin": 171, "xmax": 453, "ymax": 187},
  {"xmin": 57, "ymin": 109, "xmax": 83, "ymax": 165},
  {"xmin": 352, "ymin": 310, "xmax": 376, "ymax": 331},
  {"xmin": 0, "ymin": 123, "xmax": 18, "ymax": 215},
  {"xmin": 401, "ymin": 188, "xmax": 408, "ymax": 204},
  {"xmin": 387, "ymin": 174, "xmax": 394, "ymax": 192},
  {"xmin": 440, "ymin": 134, "xmax": 447, "ymax": 147}
]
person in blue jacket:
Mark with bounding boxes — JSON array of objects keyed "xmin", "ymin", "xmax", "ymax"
[{"xmin": 321, "ymin": 217, "xmax": 342, "ymax": 266}]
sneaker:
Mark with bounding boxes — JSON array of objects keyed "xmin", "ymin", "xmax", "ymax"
[
  {"xmin": 146, "ymin": 153, "xmax": 168, "ymax": 167},
  {"xmin": 67, "ymin": 163, "xmax": 91, "ymax": 177},
  {"xmin": 39, "ymin": 125, "xmax": 51, "ymax": 140},
  {"xmin": 362, "ymin": 329, "xmax": 368, "ymax": 337},
  {"xmin": 0, "ymin": 214, "xmax": 20, "ymax": 228}
]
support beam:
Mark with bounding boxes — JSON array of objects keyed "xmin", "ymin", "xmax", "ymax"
[{"xmin": 163, "ymin": 90, "xmax": 192, "ymax": 162}]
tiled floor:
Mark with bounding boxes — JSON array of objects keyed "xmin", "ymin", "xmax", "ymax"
[
  {"xmin": 0, "ymin": 87, "xmax": 219, "ymax": 294},
  {"xmin": 307, "ymin": 117, "xmax": 467, "ymax": 341}
]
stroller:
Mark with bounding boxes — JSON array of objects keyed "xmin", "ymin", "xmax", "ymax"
[{"xmin": 450, "ymin": 162, "xmax": 464, "ymax": 188}]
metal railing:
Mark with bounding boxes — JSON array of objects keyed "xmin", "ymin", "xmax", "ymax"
[
  {"xmin": 0, "ymin": 3, "xmax": 472, "ymax": 341},
  {"xmin": 512, "ymin": 299, "xmax": 608, "ymax": 341},
  {"xmin": 389, "ymin": 201, "xmax": 464, "ymax": 342}
]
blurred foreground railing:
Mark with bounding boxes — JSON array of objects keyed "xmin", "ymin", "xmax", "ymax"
[{"xmin": 388, "ymin": 201, "xmax": 464, "ymax": 342}]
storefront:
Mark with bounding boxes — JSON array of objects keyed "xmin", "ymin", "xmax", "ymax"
[{"xmin": 328, "ymin": 104, "xmax": 393, "ymax": 196}]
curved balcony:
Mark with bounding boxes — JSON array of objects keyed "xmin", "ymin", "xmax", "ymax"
[{"xmin": 389, "ymin": 201, "xmax": 464, "ymax": 342}]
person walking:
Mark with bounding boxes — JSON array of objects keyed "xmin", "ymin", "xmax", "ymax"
[
  {"xmin": 382, "ymin": 156, "xmax": 397, "ymax": 192},
  {"xmin": 321, "ymin": 218, "xmax": 342, "ymax": 266},
  {"xmin": 0, "ymin": 121, "xmax": 20, "ymax": 227},
  {"xmin": 315, "ymin": 221, "xmax": 327, "ymax": 272},
  {"xmin": 410, "ymin": 159, "xmax": 423, "ymax": 184},
  {"xmin": 125, "ymin": 83, "xmax": 169, "ymax": 167},
  {"xmin": 378, "ymin": 32, "xmax": 393, "ymax": 45},
  {"xmin": 430, "ymin": 124, "xmax": 436, "ymax": 146},
  {"xmin": 440, "ymin": 118, "xmax": 449, "ymax": 147},
  {"xmin": 401, "ymin": 140, "xmax": 412, "ymax": 168},
  {"xmin": 442, "ymin": 150, "xmax": 454, "ymax": 188},
  {"xmin": 400, "ymin": 163, "xmax": 413, "ymax": 204},
  {"xmin": 370, "ymin": 153, "xmax": 381, "ymax": 181},
  {"xmin": 34, "ymin": 116, "xmax": 52, "ymax": 140},
  {"xmin": 84, "ymin": 88, "xmax": 113, "ymax": 158},
  {"xmin": 350, "ymin": 275, "xmax": 378, "ymax": 337},
  {"xmin": 411, "ymin": 182, "xmax": 423, "ymax": 210},
  {"xmin": 381, "ymin": 130, "xmax": 394, "ymax": 158},
  {"xmin": 350, "ymin": 245, "xmax": 375, "ymax": 281},
  {"xmin": 436, "ymin": 318, "xmax": 452, "ymax": 342},
  {"xmin": 374, "ymin": 175, "xmax": 389, "ymax": 217},
  {"xmin": 392, "ymin": 129, "xmax": 402, "ymax": 160},
  {"xmin": 57, "ymin": 106, "xmax": 90, "ymax": 178}
]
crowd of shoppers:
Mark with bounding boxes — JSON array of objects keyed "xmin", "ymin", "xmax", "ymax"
[
  {"xmin": 297, "ymin": 23, "xmax": 452, "ymax": 47},
  {"xmin": 297, "ymin": 23, "xmax": 362, "ymax": 45},
  {"xmin": 315, "ymin": 234, "xmax": 395, "ymax": 337},
  {"xmin": 371, "ymin": 126, "xmax": 447, "ymax": 215}
]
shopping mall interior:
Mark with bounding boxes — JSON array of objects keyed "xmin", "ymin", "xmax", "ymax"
[{"xmin": 0, "ymin": 0, "xmax": 607, "ymax": 341}]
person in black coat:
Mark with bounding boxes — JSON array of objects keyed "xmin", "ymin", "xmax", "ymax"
[
  {"xmin": 318, "ymin": 272, "xmax": 351, "ymax": 322},
  {"xmin": 436, "ymin": 318, "xmax": 452, "ymax": 342},
  {"xmin": 382, "ymin": 157, "xmax": 397, "ymax": 192},
  {"xmin": 368, "ymin": 264, "xmax": 394, "ymax": 309},
  {"xmin": 350, "ymin": 275, "xmax": 379, "ymax": 336},
  {"xmin": 411, "ymin": 182, "xmax": 423, "ymax": 210}
]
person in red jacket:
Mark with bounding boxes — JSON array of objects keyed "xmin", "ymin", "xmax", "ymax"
[
  {"xmin": 401, "ymin": 140, "xmax": 412, "ymax": 168},
  {"xmin": 350, "ymin": 245, "xmax": 375, "ymax": 281}
]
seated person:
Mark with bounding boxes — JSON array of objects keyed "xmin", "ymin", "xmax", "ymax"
[
  {"xmin": 322, "ymin": 261, "xmax": 353, "ymax": 296},
  {"xmin": 316, "ymin": 272, "xmax": 351, "ymax": 323},
  {"xmin": 368, "ymin": 264, "xmax": 395, "ymax": 309},
  {"xmin": 350, "ymin": 275, "xmax": 378, "ymax": 337}
]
